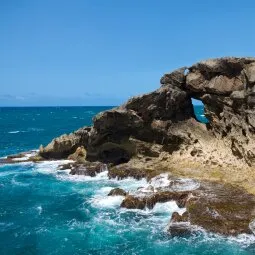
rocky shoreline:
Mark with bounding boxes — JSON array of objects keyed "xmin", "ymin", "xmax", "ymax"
[{"xmin": 3, "ymin": 57, "xmax": 255, "ymax": 237}]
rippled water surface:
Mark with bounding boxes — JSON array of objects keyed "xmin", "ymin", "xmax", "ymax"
[{"xmin": 0, "ymin": 107, "xmax": 254, "ymax": 255}]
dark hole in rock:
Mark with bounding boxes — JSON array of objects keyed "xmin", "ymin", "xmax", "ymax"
[{"xmin": 191, "ymin": 98, "xmax": 209, "ymax": 124}]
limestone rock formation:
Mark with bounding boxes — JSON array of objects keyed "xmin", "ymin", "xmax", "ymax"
[
  {"xmin": 39, "ymin": 127, "xmax": 90, "ymax": 159},
  {"xmin": 39, "ymin": 57, "xmax": 255, "ymax": 170},
  {"xmin": 33, "ymin": 57, "xmax": 255, "ymax": 237}
]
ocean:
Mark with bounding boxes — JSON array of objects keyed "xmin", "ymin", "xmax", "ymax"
[{"xmin": 0, "ymin": 106, "xmax": 254, "ymax": 255}]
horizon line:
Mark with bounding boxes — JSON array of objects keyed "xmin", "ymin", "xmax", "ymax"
[{"xmin": 0, "ymin": 105, "xmax": 117, "ymax": 108}]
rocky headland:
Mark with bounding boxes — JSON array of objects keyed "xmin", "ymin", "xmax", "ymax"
[{"xmin": 4, "ymin": 57, "xmax": 255, "ymax": 237}]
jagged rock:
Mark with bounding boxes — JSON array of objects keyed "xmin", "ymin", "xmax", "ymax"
[
  {"xmin": 120, "ymin": 191, "xmax": 190, "ymax": 210},
  {"xmin": 160, "ymin": 67, "xmax": 187, "ymax": 88},
  {"xmin": 171, "ymin": 211, "xmax": 189, "ymax": 223},
  {"xmin": 108, "ymin": 188, "xmax": 127, "ymax": 196},
  {"xmin": 7, "ymin": 152, "xmax": 27, "ymax": 159},
  {"xmin": 245, "ymin": 62, "xmax": 255, "ymax": 84},
  {"xmin": 0, "ymin": 151, "xmax": 44, "ymax": 164},
  {"xmin": 28, "ymin": 154, "xmax": 44, "ymax": 162},
  {"xmin": 175, "ymin": 193, "xmax": 190, "ymax": 208},
  {"xmin": 58, "ymin": 163, "xmax": 73, "ymax": 170},
  {"xmin": 168, "ymin": 211, "xmax": 191, "ymax": 236},
  {"xmin": 68, "ymin": 146, "xmax": 86, "ymax": 163},
  {"xmin": 39, "ymin": 127, "xmax": 90, "ymax": 159},
  {"xmin": 168, "ymin": 222, "xmax": 193, "ymax": 237},
  {"xmin": 39, "ymin": 57, "xmax": 255, "ymax": 168},
  {"xmin": 69, "ymin": 162, "xmax": 107, "ymax": 177},
  {"xmin": 108, "ymin": 165, "xmax": 149, "ymax": 180},
  {"xmin": 184, "ymin": 182, "xmax": 255, "ymax": 235}
]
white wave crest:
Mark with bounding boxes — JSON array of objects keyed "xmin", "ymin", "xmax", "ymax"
[
  {"xmin": 152, "ymin": 201, "xmax": 186, "ymax": 215},
  {"xmin": 90, "ymin": 195, "xmax": 124, "ymax": 208},
  {"xmin": 170, "ymin": 178, "xmax": 200, "ymax": 192},
  {"xmin": 12, "ymin": 152, "xmax": 37, "ymax": 161},
  {"xmin": 8, "ymin": 131, "xmax": 20, "ymax": 134},
  {"xmin": 57, "ymin": 170, "xmax": 109, "ymax": 182},
  {"xmin": 228, "ymin": 233, "xmax": 255, "ymax": 247},
  {"xmin": 35, "ymin": 160, "xmax": 73, "ymax": 175}
]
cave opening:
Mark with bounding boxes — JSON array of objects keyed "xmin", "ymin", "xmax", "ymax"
[{"xmin": 191, "ymin": 98, "xmax": 209, "ymax": 123}]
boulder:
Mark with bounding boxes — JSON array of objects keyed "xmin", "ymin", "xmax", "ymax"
[
  {"xmin": 108, "ymin": 188, "xmax": 127, "ymax": 196},
  {"xmin": 168, "ymin": 222, "xmax": 193, "ymax": 237}
]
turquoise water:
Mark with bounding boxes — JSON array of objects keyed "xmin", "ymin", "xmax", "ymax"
[
  {"xmin": 0, "ymin": 107, "xmax": 254, "ymax": 255},
  {"xmin": 193, "ymin": 104, "xmax": 209, "ymax": 124}
]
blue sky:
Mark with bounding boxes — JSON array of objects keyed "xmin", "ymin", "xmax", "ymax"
[{"xmin": 1, "ymin": 0, "xmax": 255, "ymax": 106}]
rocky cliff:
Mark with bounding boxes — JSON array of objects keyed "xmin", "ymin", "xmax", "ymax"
[{"xmin": 40, "ymin": 57, "xmax": 255, "ymax": 170}]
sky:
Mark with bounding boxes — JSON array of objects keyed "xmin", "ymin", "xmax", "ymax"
[{"xmin": 1, "ymin": 0, "xmax": 255, "ymax": 106}]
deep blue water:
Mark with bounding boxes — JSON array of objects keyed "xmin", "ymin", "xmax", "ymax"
[{"xmin": 0, "ymin": 107, "xmax": 254, "ymax": 255}]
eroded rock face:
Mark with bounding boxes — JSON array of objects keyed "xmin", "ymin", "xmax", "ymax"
[
  {"xmin": 39, "ymin": 127, "xmax": 90, "ymax": 159},
  {"xmin": 39, "ymin": 57, "xmax": 255, "ymax": 168},
  {"xmin": 186, "ymin": 58, "xmax": 255, "ymax": 166}
]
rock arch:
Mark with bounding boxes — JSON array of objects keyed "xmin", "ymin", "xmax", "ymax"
[{"xmin": 40, "ymin": 57, "xmax": 255, "ymax": 167}]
